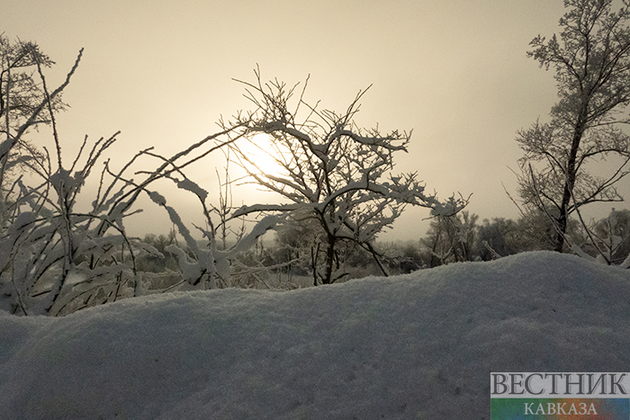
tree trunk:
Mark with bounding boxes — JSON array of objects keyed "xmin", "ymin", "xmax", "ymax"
[
  {"xmin": 323, "ymin": 234, "xmax": 336, "ymax": 284},
  {"xmin": 555, "ymin": 108, "xmax": 588, "ymax": 252}
]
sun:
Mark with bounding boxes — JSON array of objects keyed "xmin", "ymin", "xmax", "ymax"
[{"xmin": 236, "ymin": 133, "xmax": 285, "ymax": 178}]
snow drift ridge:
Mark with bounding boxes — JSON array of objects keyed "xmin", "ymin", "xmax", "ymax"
[{"xmin": 1, "ymin": 251, "xmax": 629, "ymax": 419}]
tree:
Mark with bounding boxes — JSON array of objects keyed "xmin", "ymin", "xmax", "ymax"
[
  {"xmin": 225, "ymin": 69, "xmax": 466, "ymax": 285},
  {"xmin": 577, "ymin": 208, "xmax": 630, "ymax": 265},
  {"xmin": 137, "ymin": 230, "xmax": 178, "ymax": 273},
  {"xmin": 0, "ymin": 38, "xmax": 271, "ymax": 315},
  {"xmin": 0, "ymin": 35, "xmax": 67, "ymax": 221},
  {"xmin": 272, "ymin": 210, "xmax": 322, "ymax": 275},
  {"xmin": 0, "ymin": 38, "xmax": 131, "ymax": 315},
  {"xmin": 421, "ymin": 211, "xmax": 478, "ymax": 267},
  {"xmin": 0, "ymin": 35, "xmax": 66, "ymax": 139},
  {"xmin": 517, "ymin": 0, "xmax": 630, "ymax": 252},
  {"xmin": 477, "ymin": 218, "xmax": 519, "ymax": 260}
]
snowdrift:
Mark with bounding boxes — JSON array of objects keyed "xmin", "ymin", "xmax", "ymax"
[{"xmin": 1, "ymin": 251, "xmax": 629, "ymax": 419}]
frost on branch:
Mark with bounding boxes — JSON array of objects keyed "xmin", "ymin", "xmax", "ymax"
[
  {"xmin": 223, "ymin": 68, "xmax": 467, "ymax": 285},
  {"xmin": 516, "ymin": 0, "xmax": 630, "ymax": 253},
  {"xmin": 0, "ymin": 116, "xmax": 272, "ymax": 315},
  {"xmin": 0, "ymin": 36, "xmax": 270, "ymax": 314}
]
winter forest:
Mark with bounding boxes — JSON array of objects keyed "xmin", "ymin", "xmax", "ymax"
[
  {"xmin": 2, "ymin": 0, "xmax": 630, "ymax": 316},
  {"xmin": 1, "ymin": 0, "xmax": 630, "ymax": 418}
]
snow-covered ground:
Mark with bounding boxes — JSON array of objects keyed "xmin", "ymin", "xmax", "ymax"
[{"xmin": 1, "ymin": 251, "xmax": 629, "ymax": 419}]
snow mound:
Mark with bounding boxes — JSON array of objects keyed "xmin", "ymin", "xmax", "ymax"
[{"xmin": 1, "ymin": 251, "xmax": 629, "ymax": 419}]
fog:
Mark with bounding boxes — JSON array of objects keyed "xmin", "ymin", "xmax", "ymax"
[{"xmin": 4, "ymin": 0, "xmax": 626, "ymax": 240}]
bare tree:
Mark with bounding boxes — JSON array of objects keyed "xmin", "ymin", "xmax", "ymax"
[
  {"xmin": 421, "ymin": 211, "xmax": 478, "ymax": 267},
  {"xmin": 0, "ymin": 38, "xmax": 269, "ymax": 315},
  {"xmin": 517, "ymin": 0, "xmax": 630, "ymax": 252},
  {"xmin": 572, "ymin": 207, "xmax": 630, "ymax": 265},
  {"xmin": 0, "ymin": 35, "xmax": 68, "ymax": 221},
  {"xmin": 224, "ymin": 69, "xmax": 466, "ymax": 285}
]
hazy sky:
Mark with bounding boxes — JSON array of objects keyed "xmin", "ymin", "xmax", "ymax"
[{"xmin": 6, "ymin": 0, "xmax": 622, "ymax": 241}]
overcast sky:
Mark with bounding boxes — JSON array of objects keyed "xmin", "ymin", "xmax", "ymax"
[{"xmin": 7, "ymin": 0, "xmax": 622, "ymax": 242}]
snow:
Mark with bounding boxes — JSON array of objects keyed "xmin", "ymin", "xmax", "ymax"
[
  {"xmin": 1, "ymin": 251, "xmax": 629, "ymax": 419},
  {"xmin": 176, "ymin": 178, "xmax": 208, "ymax": 202}
]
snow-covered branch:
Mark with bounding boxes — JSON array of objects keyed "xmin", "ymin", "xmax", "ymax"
[{"xmin": 224, "ymin": 69, "xmax": 467, "ymax": 284}]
